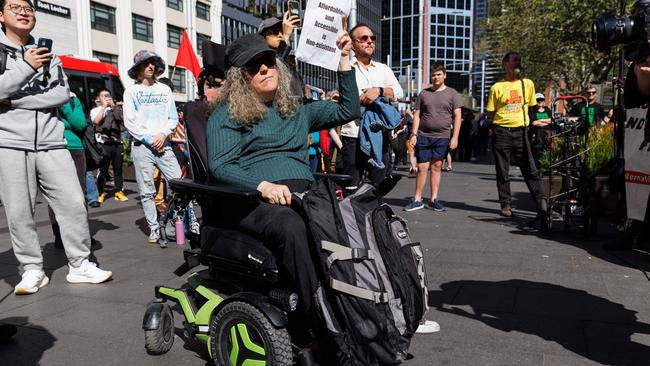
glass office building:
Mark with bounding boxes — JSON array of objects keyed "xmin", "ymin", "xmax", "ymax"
[{"xmin": 381, "ymin": 0, "xmax": 474, "ymax": 97}]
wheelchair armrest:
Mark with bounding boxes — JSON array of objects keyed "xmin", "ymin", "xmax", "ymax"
[
  {"xmin": 169, "ymin": 178, "xmax": 259, "ymax": 201},
  {"xmin": 313, "ymin": 173, "xmax": 354, "ymax": 187}
]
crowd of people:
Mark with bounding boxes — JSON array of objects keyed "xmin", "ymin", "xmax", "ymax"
[
  {"xmin": 0, "ymin": 0, "xmax": 614, "ymax": 295},
  {"xmin": 4, "ymin": 0, "xmax": 646, "ymax": 362}
]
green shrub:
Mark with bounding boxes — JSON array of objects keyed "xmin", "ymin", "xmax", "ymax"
[{"xmin": 538, "ymin": 123, "xmax": 615, "ymax": 174}]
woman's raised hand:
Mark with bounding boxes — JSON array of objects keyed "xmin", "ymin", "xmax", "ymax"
[{"xmin": 336, "ymin": 16, "xmax": 352, "ymax": 57}]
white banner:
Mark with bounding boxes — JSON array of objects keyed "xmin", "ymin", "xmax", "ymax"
[
  {"xmin": 624, "ymin": 107, "xmax": 650, "ymax": 220},
  {"xmin": 295, "ymin": 0, "xmax": 352, "ymax": 71}
]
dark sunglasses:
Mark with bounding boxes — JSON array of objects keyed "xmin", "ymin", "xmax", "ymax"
[
  {"xmin": 245, "ymin": 55, "xmax": 277, "ymax": 75},
  {"xmin": 262, "ymin": 26, "xmax": 283, "ymax": 37},
  {"xmin": 205, "ymin": 80, "xmax": 223, "ymax": 89},
  {"xmin": 354, "ymin": 35, "xmax": 376, "ymax": 43},
  {"xmin": 586, "ymin": 91, "xmax": 597, "ymax": 95}
]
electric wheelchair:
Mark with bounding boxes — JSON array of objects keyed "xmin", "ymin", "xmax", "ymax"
[{"xmin": 141, "ymin": 103, "xmax": 360, "ymax": 366}]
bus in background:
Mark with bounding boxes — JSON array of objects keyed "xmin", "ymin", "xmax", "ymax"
[{"xmin": 60, "ymin": 56, "xmax": 125, "ymax": 112}]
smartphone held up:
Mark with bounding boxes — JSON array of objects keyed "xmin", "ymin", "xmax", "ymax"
[{"xmin": 288, "ymin": 0, "xmax": 301, "ymax": 27}]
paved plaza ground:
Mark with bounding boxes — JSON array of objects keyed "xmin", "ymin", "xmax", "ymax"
[{"xmin": 1, "ymin": 158, "xmax": 649, "ymax": 365}]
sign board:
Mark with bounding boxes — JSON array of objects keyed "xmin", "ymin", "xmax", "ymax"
[
  {"xmin": 36, "ymin": 0, "xmax": 71, "ymax": 19},
  {"xmin": 624, "ymin": 107, "xmax": 650, "ymax": 221},
  {"xmin": 295, "ymin": 0, "xmax": 352, "ymax": 71}
]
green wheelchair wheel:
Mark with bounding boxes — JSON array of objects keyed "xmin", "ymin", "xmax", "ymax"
[{"xmin": 210, "ymin": 301, "xmax": 292, "ymax": 366}]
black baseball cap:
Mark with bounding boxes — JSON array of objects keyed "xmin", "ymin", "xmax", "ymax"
[
  {"xmin": 225, "ymin": 34, "xmax": 276, "ymax": 69},
  {"xmin": 258, "ymin": 17, "xmax": 282, "ymax": 34}
]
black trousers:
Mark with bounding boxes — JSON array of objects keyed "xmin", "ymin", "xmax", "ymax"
[
  {"xmin": 492, "ymin": 126, "xmax": 544, "ymax": 210},
  {"xmin": 341, "ymin": 136, "xmax": 389, "ymax": 187},
  {"xmin": 237, "ymin": 180, "xmax": 318, "ymax": 315},
  {"xmin": 98, "ymin": 142, "xmax": 124, "ymax": 193}
]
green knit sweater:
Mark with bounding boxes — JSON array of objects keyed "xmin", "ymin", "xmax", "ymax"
[
  {"xmin": 59, "ymin": 97, "xmax": 87, "ymax": 150},
  {"xmin": 207, "ymin": 70, "xmax": 360, "ymax": 190}
]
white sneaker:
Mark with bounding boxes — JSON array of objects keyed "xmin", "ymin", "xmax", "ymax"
[
  {"xmin": 416, "ymin": 319, "xmax": 440, "ymax": 334},
  {"xmin": 148, "ymin": 228, "xmax": 160, "ymax": 244},
  {"xmin": 14, "ymin": 270, "xmax": 49, "ymax": 295},
  {"xmin": 66, "ymin": 259, "xmax": 113, "ymax": 284}
]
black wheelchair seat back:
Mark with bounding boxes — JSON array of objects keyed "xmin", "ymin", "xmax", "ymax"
[
  {"xmin": 182, "ymin": 101, "xmax": 211, "ymax": 183},
  {"xmin": 173, "ymin": 103, "xmax": 280, "ymax": 285}
]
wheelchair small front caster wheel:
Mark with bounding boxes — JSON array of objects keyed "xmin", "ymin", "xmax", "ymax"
[{"xmin": 144, "ymin": 303, "xmax": 174, "ymax": 355}]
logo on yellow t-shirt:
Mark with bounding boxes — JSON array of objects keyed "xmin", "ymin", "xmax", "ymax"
[{"xmin": 504, "ymin": 90, "xmax": 523, "ymax": 114}]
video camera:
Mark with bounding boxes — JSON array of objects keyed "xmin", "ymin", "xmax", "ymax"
[{"xmin": 592, "ymin": 0, "xmax": 650, "ymax": 62}]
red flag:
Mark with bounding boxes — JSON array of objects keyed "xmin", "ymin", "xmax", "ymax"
[{"xmin": 174, "ymin": 29, "xmax": 201, "ymax": 82}]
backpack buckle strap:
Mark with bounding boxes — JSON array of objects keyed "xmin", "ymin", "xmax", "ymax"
[
  {"xmin": 321, "ymin": 241, "xmax": 374, "ymax": 267},
  {"xmin": 330, "ymin": 278, "xmax": 388, "ymax": 304}
]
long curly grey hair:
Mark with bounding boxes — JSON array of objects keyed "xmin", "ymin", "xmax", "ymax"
[{"xmin": 216, "ymin": 59, "xmax": 300, "ymax": 124}]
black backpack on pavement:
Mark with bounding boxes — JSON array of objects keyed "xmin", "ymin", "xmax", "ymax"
[{"xmin": 297, "ymin": 179, "xmax": 428, "ymax": 365}]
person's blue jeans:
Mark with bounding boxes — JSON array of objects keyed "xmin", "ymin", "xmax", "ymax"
[
  {"xmin": 309, "ymin": 154, "xmax": 318, "ymax": 173},
  {"xmin": 85, "ymin": 171, "xmax": 99, "ymax": 204},
  {"xmin": 131, "ymin": 143, "xmax": 182, "ymax": 230}
]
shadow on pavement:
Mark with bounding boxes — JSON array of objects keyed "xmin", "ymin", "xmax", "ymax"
[
  {"xmin": 88, "ymin": 218, "xmax": 120, "ymax": 237},
  {"xmin": 0, "ymin": 316, "xmax": 56, "ymax": 365},
  {"xmin": 429, "ymin": 279, "xmax": 650, "ymax": 366}
]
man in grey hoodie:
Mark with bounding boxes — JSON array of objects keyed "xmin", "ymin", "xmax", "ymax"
[{"xmin": 0, "ymin": 0, "xmax": 112, "ymax": 295}]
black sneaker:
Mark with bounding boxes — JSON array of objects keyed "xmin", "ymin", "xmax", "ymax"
[
  {"xmin": 404, "ymin": 199, "xmax": 425, "ymax": 212},
  {"xmin": 428, "ymin": 199, "xmax": 446, "ymax": 212}
]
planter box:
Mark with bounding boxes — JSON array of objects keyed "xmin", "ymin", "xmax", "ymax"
[
  {"xmin": 542, "ymin": 175, "xmax": 563, "ymax": 198},
  {"xmin": 123, "ymin": 162, "xmax": 136, "ymax": 182}
]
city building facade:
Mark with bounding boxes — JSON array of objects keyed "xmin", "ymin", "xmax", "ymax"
[
  {"xmin": 33, "ymin": 0, "xmax": 381, "ymax": 102},
  {"xmin": 381, "ymin": 0, "xmax": 474, "ymax": 100},
  {"xmin": 472, "ymin": 0, "xmax": 501, "ymax": 112}
]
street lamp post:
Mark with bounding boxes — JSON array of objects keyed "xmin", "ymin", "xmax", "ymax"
[{"xmin": 480, "ymin": 59, "xmax": 486, "ymax": 113}]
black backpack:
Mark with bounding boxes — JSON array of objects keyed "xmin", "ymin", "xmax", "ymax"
[
  {"xmin": 298, "ymin": 179, "xmax": 428, "ymax": 365},
  {"xmin": 82, "ymin": 120, "xmax": 106, "ymax": 171}
]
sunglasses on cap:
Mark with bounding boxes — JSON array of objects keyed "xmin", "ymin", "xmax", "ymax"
[
  {"xmin": 245, "ymin": 55, "xmax": 277, "ymax": 75},
  {"xmin": 354, "ymin": 35, "xmax": 376, "ymax": 43}
]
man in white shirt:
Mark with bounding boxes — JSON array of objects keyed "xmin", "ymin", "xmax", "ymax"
[
  {"xmin": 340, "ymin": 23, "xmax": 403, "ymax": 187},
  {"xmin": 123, "ymin": 50, "xmax": 182, "ymax": 244}
]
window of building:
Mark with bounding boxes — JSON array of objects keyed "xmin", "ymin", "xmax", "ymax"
[
  {"xmin": 93, "ymin": 51, "xmax": 118, "ymax": 68},
  {"xmin": 168, "ymin": 66, "xmax": 186, "ymax": 93},
  {"xmin": 168, "ymin": 25, "xmax": 183, "ymax": 49},
  {"xmin": 132, "ymin": 14, "xmax": 153, "ymax": 43},
  {"xmin": 90, "ymin": 2, "xmax": 116, "ymax": 34},
  {"xmin": 196, "ymin": 2, "xmax": 210, "ymax": 21},
  {"xmin": 196, "ymin": 33, "xmax": 210, "ymax": 55},
  {"xmin": 167, "ymin": 0, "xmax": 183, "ymax": 11}
]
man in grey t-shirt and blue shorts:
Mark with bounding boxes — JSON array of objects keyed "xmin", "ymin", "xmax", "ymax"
[{"xmin": 405, "ymin": 62, "xmax": 463, "ymax": 211}]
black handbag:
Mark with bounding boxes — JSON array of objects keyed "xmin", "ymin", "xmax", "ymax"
[{"xmin": 83, "ymin": 121, "xmax": 106, "ymax": 171}]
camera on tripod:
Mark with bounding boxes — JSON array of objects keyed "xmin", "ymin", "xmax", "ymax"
[{"xmin": 592, "ymin": 0, "xmax": 650, "ymax": 62}]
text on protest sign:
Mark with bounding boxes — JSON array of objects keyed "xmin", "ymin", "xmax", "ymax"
[{"xmin": 295, "ymin": 0, "xmax": 352, "ymax": 71}]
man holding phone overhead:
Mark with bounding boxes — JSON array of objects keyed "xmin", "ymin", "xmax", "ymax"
[{"xmin": 0, "ymin": 0, "xmax": 113, "ymax": 295}]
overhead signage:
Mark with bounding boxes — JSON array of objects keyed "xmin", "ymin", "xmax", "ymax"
[{"xmin": 35, "ymin": 0, "xmax": 71, "ymax": 19}]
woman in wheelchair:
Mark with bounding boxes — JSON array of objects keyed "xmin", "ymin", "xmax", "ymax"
[{"xmin": 206, "ymin": 31, "xmax": 359, "ymax": 318}]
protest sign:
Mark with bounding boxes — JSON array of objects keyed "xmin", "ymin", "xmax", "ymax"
[
  {"xmin": 295, "ymin": 0, "xmax": 352, "ymax": 71},
  {"xmin": 624, "ymin": 107, "xmax": 650, "ymax": 221}
]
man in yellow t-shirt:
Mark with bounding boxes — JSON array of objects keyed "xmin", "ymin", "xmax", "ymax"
[{"xmin": 486, "ymin": 52, "xmax": 545, "ymax": 221}]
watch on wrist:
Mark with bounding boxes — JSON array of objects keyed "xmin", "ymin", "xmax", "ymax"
[{"xmin": 379, "ymin": 87, "xmax": 384, "ymax": 97}]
